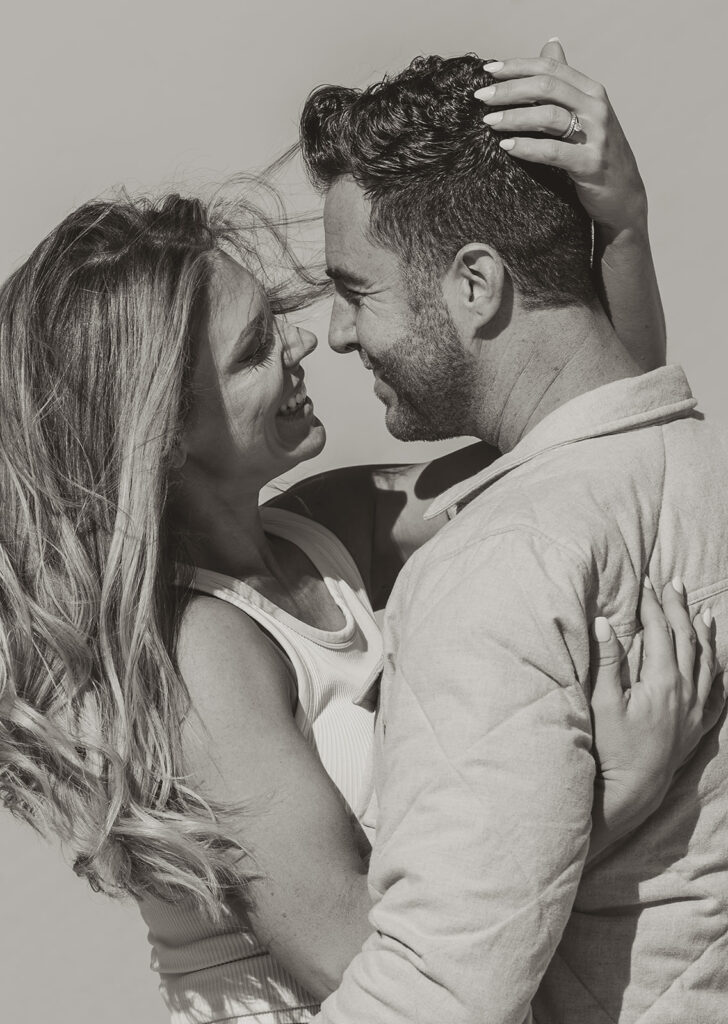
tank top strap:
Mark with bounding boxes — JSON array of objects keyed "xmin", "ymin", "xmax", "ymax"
[
  {"xmin": 260, "ymin": 506, "xmax": 371, "ymax": 609},
  {"xmin": 184, "ymin": 571, "xmax": 314, "ymax": 740}
]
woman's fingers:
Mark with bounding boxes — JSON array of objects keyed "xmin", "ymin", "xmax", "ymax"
[
  {"xmin": 480, "ymin": 56, "xmax": 604, "ymax": 100},
  {"xmin": 639, "ymin": 580, "xmax": 676, "ymax": 670},
  {"xmin": 692, "ymin": 607, "xmax": 725, "ymax": 734},
  {"xmin": 497, "ymin": 136, "xmax": 591, "ymax": 170},
  {"xmin": 659, "ymin": 578, "xmax": 698, "ymax": 699},
  {"xmin": 475, "ymin": 75, "xmax": 590, "ymax": 119},
  {"xmin": 693, "ymin": 608, "xmax": 717, "ymax": 706},
  {"xmin": 590, "ymin": 616, "xmax": 626, "ymax": 710},
  {"xmin": 476, "ymin": 45, "xmax": 617, "ymax": 190},
  {"xmin": 539, "ymin": 38, "xmax": 567, "ymax": 64},
  {"xmin": 702, "ymin": 673, "xmax": 727, "ymax": 734},
  {"xmin": 642, "ymin": 579, "xmax": 723, "ymax": 743},
  {"xmin": 483, "ymin": 104, "xmax": 582, "ymax": 138}
]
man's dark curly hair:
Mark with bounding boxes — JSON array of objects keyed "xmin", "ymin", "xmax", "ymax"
[{"xmin": 300, "ymin": 54, "xmax": 595, "ymax": 309}]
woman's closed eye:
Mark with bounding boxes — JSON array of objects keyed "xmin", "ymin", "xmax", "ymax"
[{"xmin": 242, "ymin": 323, "xmax": 277, "ymax": 369}]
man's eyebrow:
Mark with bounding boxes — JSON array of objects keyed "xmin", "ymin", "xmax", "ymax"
[{"xmin": 325, "ymin": 266, "xmax": 370, "ymax": 288}]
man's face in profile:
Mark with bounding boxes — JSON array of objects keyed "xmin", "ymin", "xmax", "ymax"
[{"xmin": 323, "ymin": 175, "xmax": 473, "ymax": 441}]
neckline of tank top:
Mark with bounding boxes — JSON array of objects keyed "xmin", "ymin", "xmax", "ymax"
[
  {"xmin": 189, "ymin": 564, "xmax": 360, "ymax": 648},
  {"xmin": 178, "ymin": 508, "xmax": 367, "ymax": 647}
]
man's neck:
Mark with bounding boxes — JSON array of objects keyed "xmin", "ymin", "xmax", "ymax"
[{"xmin": 475, "ymin": 304, "xmax": 643, "ymax": 453}]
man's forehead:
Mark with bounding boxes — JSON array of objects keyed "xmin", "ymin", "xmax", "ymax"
[
  {"xmin": 323, "ymin": 175, "xmax": 371, "ymax": 261},
  {"xmin": 323, "ymin": 175, "xmax": 393, "ymax": 282},
  {"xmin": 323, "ymin": 175, "xmax": 370, "ymax": 232}
]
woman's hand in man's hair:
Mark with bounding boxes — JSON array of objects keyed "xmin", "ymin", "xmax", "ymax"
[{"xmin": 475, "ymin": 38, "xmax": 647, "ymax": 234}]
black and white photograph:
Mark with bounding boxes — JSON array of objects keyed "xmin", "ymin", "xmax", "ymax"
[{"xmin": 1, "ymin": 2, "xmax": 727, "ymax": 1022}]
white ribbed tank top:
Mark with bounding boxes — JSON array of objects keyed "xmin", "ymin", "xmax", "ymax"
[{"xmin": 137, "ymin": 508, "xmax": 383, "ymax": 1024}]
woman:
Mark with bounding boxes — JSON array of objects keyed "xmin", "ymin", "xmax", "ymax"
[{"xmin": 0, "ymin": 45, "xmax": 720, "ymax": 1024}]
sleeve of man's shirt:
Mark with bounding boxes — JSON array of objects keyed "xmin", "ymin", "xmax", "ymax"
[{"xmin": 315, "ymin": 527, "xmax": 595, "ymax": 1024}]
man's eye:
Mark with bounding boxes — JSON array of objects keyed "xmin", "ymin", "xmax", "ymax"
[{"xmin": 338, "ymin": 283, "xmax": 364, "ymax": 306}]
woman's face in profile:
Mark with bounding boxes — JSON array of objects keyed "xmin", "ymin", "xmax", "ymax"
[{"xmin": 180, "ymin": 252, "xmax": 326, "ymax": 489}]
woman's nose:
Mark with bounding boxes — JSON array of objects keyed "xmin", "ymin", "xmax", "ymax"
[{"xmin": 281, "ymin": 323, "xmax": 318, "ymax": 368}]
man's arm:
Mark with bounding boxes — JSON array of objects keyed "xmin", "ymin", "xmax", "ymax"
[{"xmin": 315, "ymin": 528, "xmax": 594, "ymax": 1024}]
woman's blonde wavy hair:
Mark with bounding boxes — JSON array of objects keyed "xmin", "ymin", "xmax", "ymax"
[{"xmin": 0, "ymin": 172, "xmax": 327, "ymax": 912}]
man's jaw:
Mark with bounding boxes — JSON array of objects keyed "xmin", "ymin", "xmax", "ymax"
[{"xmin": 356, "ymin": 346, "xmax": 455, "ymax": 439}]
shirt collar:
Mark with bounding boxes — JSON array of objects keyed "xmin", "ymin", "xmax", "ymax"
[{"xmin": 425, "ymin": 366, "xmax": 697, "ymax": 521}]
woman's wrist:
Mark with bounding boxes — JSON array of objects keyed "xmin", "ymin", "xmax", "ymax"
[
  {"xmin": 588, "ymin": 778, "xmax": 666, "ymax": 863},
  {"xmin": 593, "ymin": 192, "xmax": 649, "ymax": 248}
]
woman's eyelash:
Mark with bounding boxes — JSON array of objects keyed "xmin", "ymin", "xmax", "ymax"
[{"xmin": 244, "ymin": 327, "xmax": 276, "ymax": 368}]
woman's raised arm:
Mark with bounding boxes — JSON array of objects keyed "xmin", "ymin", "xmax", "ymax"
[{"xmin": 475, "ymin": 38, "xmax": 666, "ymax": 371}]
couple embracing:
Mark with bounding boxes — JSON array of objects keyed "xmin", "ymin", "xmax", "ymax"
[{"xmin": 1, "ymin": 39, "xmax": 726, "ymax": 1024}]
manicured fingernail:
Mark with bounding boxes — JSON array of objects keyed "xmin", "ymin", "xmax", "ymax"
[
  {"xmin": 643, "ymin": 576, "xmax": 653, "ymax": 590},
  {"xmin": 672, "ymin": 575, "xmax": 684, "ymax": 595},
  {"xmin": 482, "ymin": 111, "xmax": 504, "ymax": 125},
  {"xmin": 703, "ymin": 607, "xmax": 713, "ymax": 627},
  {"xmin": 594, "ymin": 617, "xmax": 612, "ymax": 643},
  {"xmin": 548, "ymin": 36, "xmax": 562, "ymax": 43},
  {"xmin": 474, "ymin": 85, "xmax": 497, "ymax": 101},
  {"xmin": 499, "ymin": 139, "xmax": 516, "ymax": 151},
  {"xmin": 482, "ymin": 60, "xmax": 504, "ymax": 73}
]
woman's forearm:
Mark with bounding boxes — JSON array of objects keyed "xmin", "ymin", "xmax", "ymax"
[
  {"xmin": 296, "ymin": 873, "xmax": 374, "ymax": 1001},
  {"xmin": 594, "ymin": 208, "xmax": 666, "ymax": 372}
]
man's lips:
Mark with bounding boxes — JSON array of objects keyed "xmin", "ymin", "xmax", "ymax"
[
  {"xmin": 361, "ymin": 358, "xmax": 386, "ymax": 381},
  {"xmin": 357, "ymin": 352, "xmax": 395, "ymax": 392}
]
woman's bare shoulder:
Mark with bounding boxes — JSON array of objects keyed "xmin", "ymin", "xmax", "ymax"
[{"xmin": 177, "ymin": 593, "xmax": 296, "ymax": 716}]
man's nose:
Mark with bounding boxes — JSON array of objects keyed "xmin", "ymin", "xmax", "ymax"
[
  {"xmin": 328, "ymin": 294, "xmax": 358, "ymax": 354},
  {"xmin": 281, "ymin": 323, "xmax": 318, "ymax": 369}
]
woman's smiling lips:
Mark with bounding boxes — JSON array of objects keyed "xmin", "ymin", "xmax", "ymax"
[
  {"xmin": 277, "ymin": 380, "xmax": 308, "ymax": 416},
  {"xmin": 275, "ymin": 376, "xmax": 319, "ymax": 438}
]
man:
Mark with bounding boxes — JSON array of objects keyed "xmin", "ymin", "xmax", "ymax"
[{"xmin": 299, "ymin": 54, "xmax": 728, "ymax": 1023}]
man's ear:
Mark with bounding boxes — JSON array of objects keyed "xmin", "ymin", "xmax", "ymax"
[{"xmin": 442, "ymin": 243, "xmax": 505, "ymax": 331}]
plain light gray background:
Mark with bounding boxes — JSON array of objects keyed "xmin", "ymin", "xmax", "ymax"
[{"xmin": 1, "ymin": 1, "xmax": 726, "ymax": 1022}]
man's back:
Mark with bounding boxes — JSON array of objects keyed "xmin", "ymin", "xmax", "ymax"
[
  {"xmin": 510, "ymin": 407, "xmax": 728, "ymax": 1020},
  {"xmin": 374, "ymin": 370, "xmax": 728, "ymax": 1024},
  {"xmin": 437, "ymin": 376, "xmax": 728, "ymax": 1022}
]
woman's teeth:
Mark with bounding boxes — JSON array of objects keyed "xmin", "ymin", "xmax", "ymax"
[{"xmin": 278, "ymin": 382, "xmax": 308, "ymax": 416}]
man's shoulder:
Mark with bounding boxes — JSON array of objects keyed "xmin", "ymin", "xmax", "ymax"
[
  {"xmin": 392, "ymin": 494, "xmax": 588, "ymax": 623},
  {"xmin": 401, "ymin": 411, "xmax": 728, "ymax": 585},
  {"xmin": 399, "ymin": 427, "xmax": 661, "ymax": 591},
  {"xmin": 412, "ymin": 443, "xmax": 619, "ymax": 565}
]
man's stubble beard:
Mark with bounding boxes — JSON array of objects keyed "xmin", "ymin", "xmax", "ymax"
[{"xmin": 376, "ymin": 290, "xmax": 474, "ymax": 442}]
